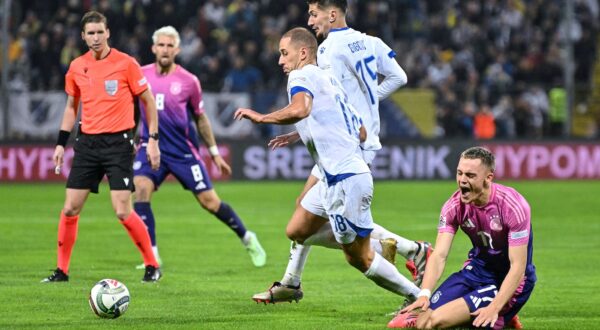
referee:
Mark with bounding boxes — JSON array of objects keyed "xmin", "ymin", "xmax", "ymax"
[{"xmin": 42, "ymin": 11, "xmax": 162, "ymax": 283}]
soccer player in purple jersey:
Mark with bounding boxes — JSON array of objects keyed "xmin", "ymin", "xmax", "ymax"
[
  {"xmin": 388, "ymin": 147, "xmax": 535, "ymax": 329},
  {"xmin": 132, "ymin": 26, "xmax": 266, "ymax": 268}
]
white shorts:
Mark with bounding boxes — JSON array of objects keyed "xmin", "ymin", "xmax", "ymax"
[
  {"xmin": 301, "ymin": 173, "xmax": 374, "ymax": 244},
  {"xmin": 300, "ymin": 179, "xmax": 327, "ymax": 218}
]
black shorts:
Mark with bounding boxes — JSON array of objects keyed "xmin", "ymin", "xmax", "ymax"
[{"xmin": 67, "ymin": 130, "xmax": 135, "ymax": 194}]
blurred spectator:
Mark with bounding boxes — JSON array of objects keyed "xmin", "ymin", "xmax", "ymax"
[
  {"xmin": 59, "ymin": 35, "xmax": 80, "ymax": 75},
  {"xmin": 222, "ymin": 55, "xmax": 262, "ymax": 93},
  {"xmin": 30, "ymin": 32, "xmax": 60, "ymax": 90},
  {"xmin": 492, "ymin": 95, "xmax": 516, "ymax": 139},
  {"xmin": 3, "ymin": 0, "xmax": 598, "ymax": 140},
  {"xmin": 473, "ymin": 104, "xmax": 496, "ymax": 140}
]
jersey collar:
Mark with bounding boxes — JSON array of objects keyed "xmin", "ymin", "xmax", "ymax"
[{"xmin": 329, "ymin": 27, "xmax": 350, "ymax": 33}]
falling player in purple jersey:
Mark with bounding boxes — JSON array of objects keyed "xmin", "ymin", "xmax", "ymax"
[
  {"xmin": 133, "ymin": 26, "xmax": 266, "ymax": 269},
  {"xmin": 388, "ymin": 147, "xmax": 535, "ymax": 329}
]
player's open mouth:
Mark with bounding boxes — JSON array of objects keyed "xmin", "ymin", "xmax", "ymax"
[{"xmin": 460, "ymin": 186, "xmax": 470, "ymax": 197}]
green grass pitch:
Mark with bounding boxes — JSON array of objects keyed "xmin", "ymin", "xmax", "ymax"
[{"xmin": 0, "ymin": 180, "xmax": 599, "ymax": 329}]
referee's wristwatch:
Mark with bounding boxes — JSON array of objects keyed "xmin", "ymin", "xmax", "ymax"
[{"xmin": 149, "ymin": 132, "xmax": 159, "ymax": 140}]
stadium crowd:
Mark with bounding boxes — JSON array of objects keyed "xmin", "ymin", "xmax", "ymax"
[{"xmin": 3, "ymin": 0, "xmax": 599, "ymax": 139}]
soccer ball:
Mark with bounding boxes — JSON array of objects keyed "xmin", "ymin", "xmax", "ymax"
[{"xmin": 88, "ymin": 279, "xmax": 130, "ymax": 319}]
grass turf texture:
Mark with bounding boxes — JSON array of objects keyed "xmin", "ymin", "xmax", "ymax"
[{"xmin": 0, "ymin": 180, "xmax": 598, "ymax": 329}]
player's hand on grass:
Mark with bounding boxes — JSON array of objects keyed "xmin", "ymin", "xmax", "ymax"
[
  {"xmin": 400, "ymin": 296, "xmax": 430, "ymax": 314},
  {"xmin": 268, "ymin": 131, "xmax": 300, "ymax": 150},
  {"xmin": 471, "ymin": 305, "xmax": 499, "ymax": 328},
  {"xmin": 234, "ymin": 108, "xmax": 264, "ymax": 123},
  {"xmin": 212, "ymin": 155, "xmax": 232, "ymax": 176},
  {"xmin": 147, "ymin": 139, "xmax": 161, "ymax": 170}
]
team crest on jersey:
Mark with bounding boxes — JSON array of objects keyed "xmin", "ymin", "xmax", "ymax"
[
  {"xmin": 104, "ymin": 80, "xmax": 118, "ymax": 96},
  {"xmin": 431, "ymin": 291, "xmax": 442, "ymax": 304},
  {"xmin": 319, "ymin": 46, "xmax": 325, "ymax": 54},
  {"xmin": 170, "ymin": 82, "xmax": 182, "ymax": 95},
  {"xmin": 489, "ymin": 215, "xmax": 503, "ymax": 231}
]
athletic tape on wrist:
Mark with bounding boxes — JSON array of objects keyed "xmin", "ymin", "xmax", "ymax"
[
  {"xmin": 417, "ymin": 289, "xmax": 431, "ymax": 299},
  {"xmin": 208, "ymin": 145, "xmax": 220, "ymax": 157}
]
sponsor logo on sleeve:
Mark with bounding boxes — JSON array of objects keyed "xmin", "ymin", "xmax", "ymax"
[
  {"xmin": 438, "ymin": 216, "xmax": 447, "ymax": 228},
  {"xmin": 138, "ymin": 77, "xmax": 147, "ymax": 86},
  {"xmin": 510, "ymin": 229, "xmax": 529, "ymax": 240}
]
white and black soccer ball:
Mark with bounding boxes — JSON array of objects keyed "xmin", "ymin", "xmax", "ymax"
[{"xmin": 88, "ymin": 279, "xmax": 130, "ymax": 319}]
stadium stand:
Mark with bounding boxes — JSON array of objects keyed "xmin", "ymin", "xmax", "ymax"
[{"xmin": 1, "ymin": 0, "xmax": 598, "ymax": 140}]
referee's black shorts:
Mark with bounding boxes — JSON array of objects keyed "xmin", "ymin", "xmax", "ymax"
[{"xmin": 67, "ymin": 130, "xmax": 135, "ymax": 194}]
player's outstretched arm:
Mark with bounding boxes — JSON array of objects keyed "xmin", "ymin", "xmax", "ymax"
[
  {"xmin": 196, "ymin": 113, "xmax": 231, "ymax": 175},
  {"xmin": 139, "ymin": 88, "xmax": 160, "ymax": 170},
  {"xmin": 235, "ymin": 92, "xmax": 312, "ymax": 125},
  {"xmin": 268, "ymin": 131, "xmax": 301, "ymax": 150},
  {"xmin": 471, "ymin": 244, "xmax": 527, "ymax": 328},
  {"xmin": 401, "ymin": 232, "xmax": 453, "ymax": 314}
]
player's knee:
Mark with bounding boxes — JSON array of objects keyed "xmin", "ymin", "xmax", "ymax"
[
  {"xmin": 285, "ymin": 224, "xmax": 310, "ymax": 243},
  {"xmin": 62, "ymin": 206, "xmax": 81, "ymax": 217},
  {"xmin": 134, "ymin": 187, "xmax": 151, "ymax": 202},
  {"xmin": 427, "ymin": 311, "xmax": 447, "ymax": 329},
  {"xmin": 201, "ymin": 198, "xmax": 220, "ymax": 213},
  {"xmin": 344, "ymin": 253, "xmax": 370, "ymax": 272},
  {"xmin": 198, "ymin": 192, "xmax": 221, "ymax": 213},
  {"xmin": 115, "ymin": 210, "xmax": 131, "ymax": 221}
]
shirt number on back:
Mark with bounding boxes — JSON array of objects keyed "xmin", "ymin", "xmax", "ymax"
[
  {"xmin": 156, "ymin": 93, "xmax": 165, "ymax": 111},
  {"xmin": 355, "ymin": 55, "xmax": 377, "ymax": 105}
]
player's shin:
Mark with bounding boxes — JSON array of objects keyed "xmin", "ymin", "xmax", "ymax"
[
  {"xmin": 134, "ymin": 202, "xmax": 156, "ymax": 246},
  {"xmin": 213, "ymin": 202, "xmax": 247, "ymax": 238},
  {"xmin": 281, "ymin": 241, "xmax": 311, "ymax": 287},
  {"xmin": 121, "ymin": 211, "xmax": 158, "ymax": 267},
  {"xmin": 57, "ymin": 211, "xmax": 79, "ymax": 273},
  {"xmin": 364, "ymin": 253, "xmax": 420, "ymax": 299}
]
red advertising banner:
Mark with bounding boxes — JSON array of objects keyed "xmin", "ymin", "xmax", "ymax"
[
  {"xmin": 1, "ymin": 142, "xmax": 598, "ymax": 182},
  {"xmin": 485, "ymin": 144, "xmax": 600, "ymax": 179},
  {"xmin": 0, "ymin": 145, "xmax": 231, "ymax": 182}
]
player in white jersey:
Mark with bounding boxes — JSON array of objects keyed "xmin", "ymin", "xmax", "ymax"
[
  {"xmin": 250, "ymin": 0, "xmax": 432, "ymax": 304},
  {"xmin": 235, "ymin": 27, "xmax": 422, "ymax": 305}
]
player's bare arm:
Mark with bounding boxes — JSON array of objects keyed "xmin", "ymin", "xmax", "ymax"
[
  {"xmin": 235, "ymin": 92, "xmax": 312, "ymax": 125},
  {"xmin": 53, "ymin": 95, "xmax": 80, "ymax": 170},
  {"xmin": 139, "ymin": 88, "xmax": 160, "ymax": 170},
  {"xmin": 402, "ymin": 232, "xmax": 454, "ymax": 313},
  {"xmin": 472, "ymin": 244, "xmax": 528, "ymax": 328},
  {"xmin": 268, "ymin": 131, "xmax": 301, "ymax": 150},
  {"xmin": 196, "ymin": 113, "xmax": 231, "ymax": 175}
]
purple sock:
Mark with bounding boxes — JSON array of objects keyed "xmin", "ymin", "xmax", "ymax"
[
  {"xmin": 214, "ymin": 202, "xmax": 247, "ymax": 238},
  {"xmin": 134, "ymin": 202, "xmax": 156, "ymax": 246}
]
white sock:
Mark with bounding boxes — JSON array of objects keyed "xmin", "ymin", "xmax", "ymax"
[
  {"xmin": 364, "ymin": 253, "xmax": 420, "ymax": 298},
  {"xmin": 370, "ymin": 238, "xmax": 383, "ymax": 255},
  {"xmin": 302, "ymin": 224, "xmax": 387, "ymax": 255},
  {"xmin": 281, "ymin": 241, "xmax": 311, "ymax": 287},
  {"xmin": 241, "ymin": 230, "xmax": 254, "ymax": 245},
  {"xmin": 370, "ymin": 223, "xmax": 418, "ymax": 259},
  {"xmin": 152, "ymin": 246, "xmax": 160, "ymax": 260},
  {"xmin": 302, "ymin": 224, "xmax": 339, "ymax": 249}
]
